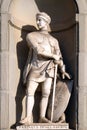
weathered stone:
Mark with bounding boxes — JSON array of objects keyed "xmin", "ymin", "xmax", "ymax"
[
  {"xmin": 47, "ymin": 80, "xmax": 73, "ymax": 122},
  {"xmin": 0, "ymin": 51, "xmax": 9, "ymax": 90},
  {"xmin": 0, "ymin": 13, "xmax": 9, "ymax": 51},
  {"xmin": 16, "ymin": 123, "xmax": 69, "ymax": 130},
  {"xmin": 78, "ymin": 91, "xmax": 87, "ymax": 130},
  {"xmin": 79, "ymin": 52, "xmax": 87, "ymax": 86},
  {"xmin": 79, "ymin": 14, "xmax": 87, "ymax": 53},
  {"xmin": 0, "ymin": 91, "xmax": 9, "ymax": 129},
  {"xmin": 0, "ymin": 1, "xmax": 87, "ymax": 130}
]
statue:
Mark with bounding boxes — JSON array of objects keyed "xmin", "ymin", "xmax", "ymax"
[{"xmin": 20, "ymin": 12, "xmax": 70, "ymax": 125}]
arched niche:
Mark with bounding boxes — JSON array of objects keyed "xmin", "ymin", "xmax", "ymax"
[
  {"xmin": 0, "ymin": 0, "xmax": 87, "ymax": 130},
  {"xmin": 8, "ymin": 1, "xmax": 78, "ymax": 129},
  {"xmin": 1, "ymin": 0, "xmax": 87, "ymax": 13}
]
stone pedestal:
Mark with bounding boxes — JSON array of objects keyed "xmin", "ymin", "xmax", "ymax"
[{"xmin": 16, "ymin": 123, "xmax": 70, "ymax": 130}]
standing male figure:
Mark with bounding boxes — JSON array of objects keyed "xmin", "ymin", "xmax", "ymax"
[{"xmin": 20, "ymin": 12, "xmax": 70, "ymax": 125}]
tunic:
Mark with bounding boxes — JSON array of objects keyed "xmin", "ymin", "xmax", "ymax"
[{"xmin": 23, "ymin": 31, "xmax": 62, "ymax": 83}]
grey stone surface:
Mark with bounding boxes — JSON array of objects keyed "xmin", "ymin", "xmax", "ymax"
[
  {"xmin": 0, "ymin": 51, "xmax": 9, "ymax": 90},
  {"xmin": 1, "ymin": 0, "xmax": 11, "ymax": 13},
  {"xmin": 0, "ymin": 13, "xmax": 9, "ymax": 51},
  {"xmin": 79, "ymin": 52, "xmax": 87, "ymax": 86},
  {"xmin": 78, "ymin": 91, "xmax": 87, "ymax": 130},
  {"xmin": 0, "ymin": 2, "xmax": 10, "ymax": 130},
  {"xmin": 78, "ymin": 10, "xmax": 87, "ymax": 130},
  {"xmin": 79, "ymin": 14, "xmax": 87, "ymax": 53},
  {"xmin": 0, "ymin": 91, "xmax": 9, "ymax": 129},
  {"xmin": 0, "ymin": 47, "xmax": 9, "ymax": 129}
]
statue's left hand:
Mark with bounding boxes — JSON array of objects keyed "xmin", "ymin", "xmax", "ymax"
[{"xmin": 62, "ymin": 72, "xmax": 71, "ymax": 79}]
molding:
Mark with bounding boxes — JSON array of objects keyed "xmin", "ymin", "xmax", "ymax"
[
  {"xmin": 1, "ymin": 0, "xmax": 87, "ymax": 14},
  {"xmin": 1, "ymin": 0, "xmax": 12, "ymax": 13}
]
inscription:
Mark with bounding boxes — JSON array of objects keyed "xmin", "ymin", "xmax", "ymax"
[{"xmin": 17, "ymin": 123, "xmax": 69, "ymax": 130}]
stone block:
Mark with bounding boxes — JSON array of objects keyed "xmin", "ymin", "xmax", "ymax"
[
  {"xmin": 79, "ymin": 14, "xmax": 87, "ymax": 53},
  {"xmin": 0, "ymin": 13, "xmax": 9, "ymax": 51},
  {"xmin": 79, "ymin": 52, "xmax": 87, "ymax": 87},
  {"xmin": 0, "ymin": 91, "xmax": 9, "ymax": 129},
  {"xmin": 1, "ymin": 0, "xmax": 11, "ymax": 13},
  {"xmin": 0, "ymin": 51, "xmax": 9, "ymax": 90},
  {"xmin": 78, "ymin": 91, "xmax": 87, "ymax": 130},
  {"xmin": 16, "ymin": 123, "xmax": 69, "ymax": 130}
]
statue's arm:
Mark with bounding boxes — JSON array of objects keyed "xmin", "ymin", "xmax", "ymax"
[
  {"xmin": 54, "ymin": 40, "xmax": 70, "ymax": 79},
  {"xmin": 54, "ymin": 39, "xmax": 63, "ymax": 62},
  {"xmin": 55, "ymin": 43, "xmax": 66, "ymax": 74}
]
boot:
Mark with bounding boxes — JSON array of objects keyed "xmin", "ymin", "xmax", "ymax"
[
  {"xmin": 39, "ymin": 117, "xmax": 51, "ymax": 123},
  {"xmin": 20, "ymin": 116, "xmax": 33, "ymax": 125}
]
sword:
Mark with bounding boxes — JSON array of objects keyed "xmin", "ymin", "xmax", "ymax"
[{"xmin": 51, "ymin": 64, "xmax": 58, "ymax": 122}]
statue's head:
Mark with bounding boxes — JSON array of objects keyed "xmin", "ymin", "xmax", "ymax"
[{"xmin": 36, "ymin": 12, "xmax": 51, "ymax": 30}]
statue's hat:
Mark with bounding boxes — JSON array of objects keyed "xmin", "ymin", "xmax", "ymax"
[{"xmin": 36, "ymin": 12, "xmax": 51, "ymax": 24}]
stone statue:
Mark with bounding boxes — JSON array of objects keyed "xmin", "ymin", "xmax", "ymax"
[{"xmin": 20, "ymin": 12, "xmax": 70, "ymax": 125}]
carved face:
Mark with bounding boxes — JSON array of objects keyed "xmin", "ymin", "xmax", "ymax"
[{"xmin": 36, "ymin": 17, "xmax": 48, "ymax": 29}]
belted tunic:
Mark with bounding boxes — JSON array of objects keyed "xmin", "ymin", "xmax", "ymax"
[{"xmin": 23, "ymin": 31, "xmax": 62, "ymax": 83}]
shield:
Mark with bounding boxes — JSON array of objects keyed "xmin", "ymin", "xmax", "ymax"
[{"xmin": 47, "ymin": 79, "xmax": 73, "ymax": 122}]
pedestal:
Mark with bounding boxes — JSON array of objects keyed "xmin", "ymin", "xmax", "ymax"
[{"xmin": 16, "ymin": 123, "xmax": 71, "ymax": 130}]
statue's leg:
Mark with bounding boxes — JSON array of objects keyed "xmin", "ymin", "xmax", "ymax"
[
  {"xmin": 39, "ymin": 77, "xmax": 52, "ymax": 123},
  {"xmin": 20, "ymin": 80, "xmax": 38, "ymax": 125}
]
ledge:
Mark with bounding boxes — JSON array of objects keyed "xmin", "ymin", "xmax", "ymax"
[{"xmin": 16, "ymin": 123, "xmax": 70, "ymax": 130}]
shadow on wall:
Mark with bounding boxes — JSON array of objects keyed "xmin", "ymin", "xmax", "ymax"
[{"xmin": 10, "ymin": 25, "xmax": 37, "ymax": 129}]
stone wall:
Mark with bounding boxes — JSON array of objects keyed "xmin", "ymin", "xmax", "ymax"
[
  {"xmin": 74, "ymin": 1, "xmax": 87, "ymax": 130},
  {"xmin": 78, "ymin": 11, "xmax": 87, "ymax": 130}
]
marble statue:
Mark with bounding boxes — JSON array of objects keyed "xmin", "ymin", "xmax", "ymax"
[{"xmin": 20, "ymin": 12, "xmax": 70, "ymax": 125}]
